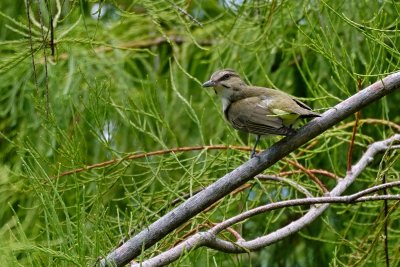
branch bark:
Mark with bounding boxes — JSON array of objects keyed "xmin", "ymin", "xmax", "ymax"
[{"xmin": 100, "ymin": 71, "xmax": 400, "ymax": 266}]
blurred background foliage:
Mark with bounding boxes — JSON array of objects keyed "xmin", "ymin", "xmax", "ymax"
[{"xmin": 0, "ymin": 0, "xmax": 399, "ymax": 266}]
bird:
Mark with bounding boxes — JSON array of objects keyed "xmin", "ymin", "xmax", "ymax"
[{"xmin": 202, "ymin": 69, "xmax": 321, "ymax": 158}]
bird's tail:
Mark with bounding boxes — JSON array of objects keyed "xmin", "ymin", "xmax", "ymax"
[{"xmin": 300, "ymin": 112, "xmax": 321, "ymax": 118}]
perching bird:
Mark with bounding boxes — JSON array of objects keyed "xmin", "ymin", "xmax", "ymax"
[{"xmin": 202, "ymin": 69, "xmax": 320, "ymax": 158}]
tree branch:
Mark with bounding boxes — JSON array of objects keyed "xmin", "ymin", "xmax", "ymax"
[
  {"xmin": 100, "ymin": 72, "xmax": 400, "ymax": 266},
  {"xmin": 134, "ymin": 188, "xmax": 400, "ymax": 267},
  {"xmin": 134, "ymin": 148, "xmax": 400, "ymax": 267}
]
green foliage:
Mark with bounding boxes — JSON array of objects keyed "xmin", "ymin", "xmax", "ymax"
[{"xmin": 0, "ymin": 0, "xmax": 399, "ymax": 266}]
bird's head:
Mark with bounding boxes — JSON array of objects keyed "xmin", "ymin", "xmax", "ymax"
[{"xmin": 202, "ymin": 69, "xmax": 246, "ymax": 96}]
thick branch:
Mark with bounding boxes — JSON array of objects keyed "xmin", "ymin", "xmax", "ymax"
[
  {"xmin": 135, "ymin": 139, "xmax": 400, "ymax": 266},
  {"xmin": 138, "ymin": 190, "xmax": 400, "ymax": 266},
  {"xmin": 101, "ymin": 72, "xmax": 400, "ymax": 266}
]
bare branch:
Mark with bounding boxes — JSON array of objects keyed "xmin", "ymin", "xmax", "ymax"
[
  {"xmin": 101, "ymin": 72, "xmax": 400, "ymax": 266},
  {"xmin": 136, "ymin": 178, "xmax": 400, "ymax": 266}
]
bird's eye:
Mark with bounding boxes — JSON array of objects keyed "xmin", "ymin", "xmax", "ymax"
[{"xmin": 221, "ymin": 74, "xmax": 231, "ymax": 80}]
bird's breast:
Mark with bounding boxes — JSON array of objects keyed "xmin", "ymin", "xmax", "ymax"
[{"xmin": 220, "ymin": 97, "xmax": 231, "ymax": 113}]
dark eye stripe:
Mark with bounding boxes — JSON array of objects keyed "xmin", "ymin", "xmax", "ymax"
[{"xmin": 218, "ymin": 72, "xmax": 238, "ymax": 82}]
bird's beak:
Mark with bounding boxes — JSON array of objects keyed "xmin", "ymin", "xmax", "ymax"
[{"xmin": 202, "ymin": 80, "xmax": 215, "ymax": 87}]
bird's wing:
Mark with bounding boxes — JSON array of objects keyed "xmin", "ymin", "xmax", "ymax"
[
  {"xmin": 292, "ymin": 98, "xmax": 312, "ymax": 110},
  {"xmin": 262, "ymin": 93, "xmax": 319, "ymax": 119},
  {"xmin": 290, "ymin": 98, "xmax": 321, "ymax": 118},
  {"xmin": 227, "ymin": 97, "xmax": 296, "ymax": 136}
]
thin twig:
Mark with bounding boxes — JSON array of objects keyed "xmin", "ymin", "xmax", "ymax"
[
  {"xmin": 39, "ymin": 36, "xmax": 213, "ymax": 64},
  {"xmin": 45, "ymin": 0, "xmax": 55, "ymax": 57},
  {"xmin": 278, "ymin": 169, "xmax": 339, "ymax": 180},
  {"xmin": 26, "ymin": 0, "xmax": 48, "ymax": 32},
  {"xmin": 36, "ymin": 1, "xmax": 50, "ymax": 116},
  {"xmin": 295, "ymin": 140, "xmax": 319, "ymax": 157},
  {"xmin": 285, "ymin": 159, "xmax": 328, "ymax": 193},
  {"xmin": 256, "ymin": 174, "xmax": 314, "ymax": 198},
  {"xmin": 207, "ymin": 222, "xmax": 245, "ymax": 242},
  {"xmin": 337, "ymin": 118, "xmax": 400, "ymax": 132},
  {"xmin": 171, "ymin": 173, "xmax": 317, "ymax": 207},
  {"xmin": 165, "ymin": 0, "xmax": 203, "ymax": 27},
  {"xmin": 55, "ymin": 145, "xmax": 252, "ymax": 178},
  {"xmin": 25, "ymin": 0, "xmax": 39, "ymax": 95}
]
